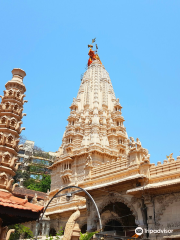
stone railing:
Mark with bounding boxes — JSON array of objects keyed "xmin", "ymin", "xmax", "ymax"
[
  {"xmin": 90, "ymin": 158, "xmax": 128, "ymax": 179},
  {"xmin": 150, "ymin": 156, "xmax": 180, "ymax": 182}
]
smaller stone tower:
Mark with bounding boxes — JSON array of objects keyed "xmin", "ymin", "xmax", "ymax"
[{"xmin": 0, "ymin": 69, "xmax": 27, "ymax": 192}]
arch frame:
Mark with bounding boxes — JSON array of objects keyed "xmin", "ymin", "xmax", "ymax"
[
  {"xmin": 97, "ymin": 193, "xmax": 139, "ymax": 225},
  {"xmin": 36, "ymin": 185, "xmax": 102, "ymax": 239}
]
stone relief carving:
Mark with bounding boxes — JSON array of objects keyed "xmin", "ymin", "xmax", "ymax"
[
  {"xmin": 155, "ymin": 193, "xmax": 180, "ymax": 226},
  {"xmin": 167, "ymin": 221, "xmax": 180, "ymax": 229},
  {"xmin": 63, "ymin": 209, "xmax": 80, "ymax": 240},
  {"xmin": 85, "ymin": 154, "xmax": 93, "ymax": 167}
]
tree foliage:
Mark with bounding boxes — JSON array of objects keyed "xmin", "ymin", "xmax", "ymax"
[
  {"xmin": 80, "ymin": 232, "xmax": 98, "ymax": 240},
  {"xmin": 13, "ymin": 170, "xmax": 30, "ymax": 184},
  {"xmin": 9, "ymin": 224, "xmax": 33, "ymax": 240},
  {"xmin": 24, "ymin": 174, "xmax": 51, "ymax": 193}
]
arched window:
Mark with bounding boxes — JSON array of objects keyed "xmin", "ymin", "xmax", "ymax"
[
  {"xmin": 11, "ymin": 119, "xmax": 16, "ymax": 127},
  {"xmin": 5, "ymin": 102, "xmax": 10, "ymax": 109},
  {"xmin": 16, "ymin": 91, "xmax": 20, "ymax": 98},
  {"xmin": 4, "ymin": 154, "xmax": 10, "ymax": 163},
  {"xmin": 9, "ymin": 90, "xmax": 13, "ymax": 96},
  {"xmin": 8, "ymin": 136, "xmax": 13, "ymax": 144},
  {"xmin": 1, "ymin": 117, "xmax": 6, "ymax": 124},
  {"xmin": 14, "ymin": 104, "xmax": 19, "ymax": 111}
]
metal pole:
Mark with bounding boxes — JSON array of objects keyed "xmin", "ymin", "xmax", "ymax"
[{"xmin": 36, "ymin": 185, "xmax": 102, "ymax": 239}]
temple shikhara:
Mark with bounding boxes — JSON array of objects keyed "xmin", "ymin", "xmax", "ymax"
[
  {"xmin": 1, "ymin": 43, "xmax": 180, "ymax": 240},
  {"xmin": 44, "ymin": 43, "xmax": 180, "ymax": 240}
]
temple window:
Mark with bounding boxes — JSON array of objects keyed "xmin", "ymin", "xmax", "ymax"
[
  {"xmin": 11, "ymin": 119, "xmax": 16, "ymax": 127},
  {"xmin": 4, "ymin": 154, "xmax": 10, "ymax": 163},
  {"xmin": 9, "ymin": 90, "xmax": 13, "ymax": 96},
  {"xmin": 5, "ymin": 103, "xmax": 10, "ymax": 109},
  {"xmin": 1, "ymin": 117, "xmax": 6, "ymax": 124},
  {"xmin": 8, "ymin": 136, "xmax": 13, "ymax": 144},
  {"xmin": 14, "ymin": 104, "xmax": 18, "ymax": 111},
  {"xmin": 17, "ymin": 91, "xmax": 20, "ymax": 98}
]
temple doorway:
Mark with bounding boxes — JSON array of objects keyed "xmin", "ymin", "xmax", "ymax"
[{"xmin": 101, "ymin": 202, "xmax": 137, "ymax": 237}]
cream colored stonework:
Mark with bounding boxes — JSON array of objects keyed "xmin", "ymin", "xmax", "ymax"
[
  {"xmin": 35, "ymin": 60, "xmax": 180, "ymax": 240},
  {"xmin": 0, "ymin": 69, "xmax": 27, "ymax": 192}
]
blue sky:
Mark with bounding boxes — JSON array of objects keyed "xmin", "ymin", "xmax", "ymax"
[{"xmin": 0, "ymin": 1, "xmax": 180, "ymax": 164}]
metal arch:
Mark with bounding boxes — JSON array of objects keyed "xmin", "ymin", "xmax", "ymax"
[{"xmin": 39, "ymin": 185, "xmax": 102, "ymax": 232}]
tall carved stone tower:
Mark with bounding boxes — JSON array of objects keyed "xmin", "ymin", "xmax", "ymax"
[
  {"xmin": 0, "ymin": 69, "xmax": 27, "ymax": 192},
  {"xmin": 50, "ymin": 59, "xmax": 130, "ymax": 189},
  {"xmin": 50, "ymin": 55, "xmax": 149, "ymax": 192}
]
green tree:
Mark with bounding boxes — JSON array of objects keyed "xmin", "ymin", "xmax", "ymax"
[
  {"xmin": 9, "ymin": 224, "xmax": 33, "ymax": 240},
  {"xmin": 25, "ymin": 174, "xmax": 51, "ymax": 193},
  {"xmin": 40, "ymin": 174, "xmax": 51, "ymax": 192},
  {"xmin": 13, "ymin": 170, "xmax": 30, "ymax": 184}
]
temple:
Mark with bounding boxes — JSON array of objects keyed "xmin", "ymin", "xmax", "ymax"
[
  {"xmin": 44, "ymin": 46, "xmax": 180, "ymax": 240},
  {"xmin": 4, "ymin": 46, "xmax": 180, "ymax": 240}
]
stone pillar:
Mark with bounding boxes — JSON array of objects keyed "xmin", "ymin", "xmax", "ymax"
[
  {"xmin": 46, "ymin": 222, "xmax": 50, "ymax": 236},
  {"xmin": 42, "ymin": 222, "xmax": 45, "ymax": 236},
  {"xmin": 144, "ymin": 195, "xmax": 156, "ymax": 239},
  {"xmin": 35, "ymin": 222, "xmax": 39, "ymax": 237},
  {"xmin": 86, "ymin": 197, "xmax": 97, "ymax": 232}
]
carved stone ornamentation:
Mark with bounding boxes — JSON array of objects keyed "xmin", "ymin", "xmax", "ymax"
[
  {"xmin": 44, "ymin": 52, "xmax": 180, "ymax": 237},
  {"xmin": 0, "ymin": 69, "xmax": 27, "ymax": 192},
  {"xmin": 97, "ymin": 193, "xmax": 139, "ymax": 224},
  {"xmin": 63, "ymin": 209, "xmax": 80, "ymax": 240}
]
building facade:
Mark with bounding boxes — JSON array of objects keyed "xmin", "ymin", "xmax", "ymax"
[
  {"xmin": 39, "ymin": 49, "xmax": 180, "ymax": 240},
  {"xmin": 17, "ymin": 140, "xmax": 56, "ymax": 184}
]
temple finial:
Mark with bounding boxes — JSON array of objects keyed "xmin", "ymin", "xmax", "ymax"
[{"xmin": 87, "ymin": 38, "xmax": 101, "ymax": 66}]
